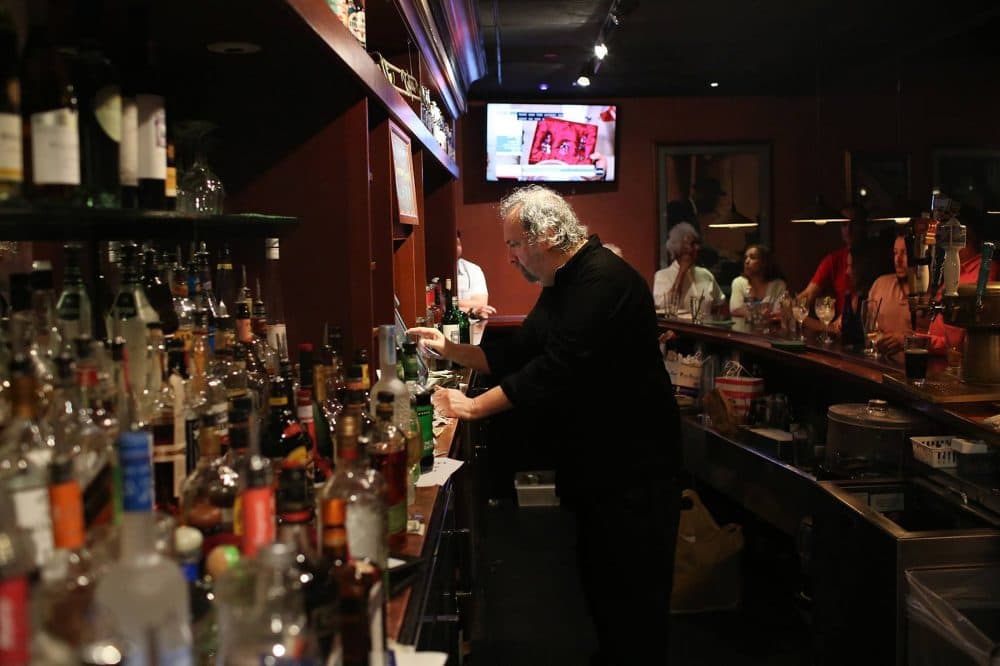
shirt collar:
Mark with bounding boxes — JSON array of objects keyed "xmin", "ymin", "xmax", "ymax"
[{"xmin": 552, "ymin": 235, "xmax": 601, "ymax": 287}]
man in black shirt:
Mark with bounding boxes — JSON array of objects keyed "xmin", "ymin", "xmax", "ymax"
[{"xmin": 408, "ymin": 185, "xmax": 681, "ymax": 664}]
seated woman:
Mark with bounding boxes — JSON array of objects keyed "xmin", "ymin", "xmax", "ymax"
[
  {"xmin": 729, "ymin": 244, "xmax": 788, "ymax": 317},
  {"xmin": 653, "ymin": 222, "xmax": 723, "ymax": 314}
]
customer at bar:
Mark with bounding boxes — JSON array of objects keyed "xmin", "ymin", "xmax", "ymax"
[
  {"xmin": 729, "ymin": 244, "xmax": 787, "ymax": 316},
  {"xmin": 652, "ymin": 221, "xmax": 723, "ymax": 313},
  {"xmin": 798, "ymin": 203, "xmax": 869, "ymax": 314},
  {"xmin": 408, "ymin": 185, "xmax": 681, "ymax": 665},
  {"xmin": 868, "ymin": 230, "xmax": 914, "ymax": 354}
]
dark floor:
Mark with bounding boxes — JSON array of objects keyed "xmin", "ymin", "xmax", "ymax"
[{"xmin": 473, "ymin": 485, "xmax": 813, "ymax": 666}]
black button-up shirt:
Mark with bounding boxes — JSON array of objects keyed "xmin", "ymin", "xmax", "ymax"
[{"xmin": 483, "ymin": 236, "xmax": 681, "ymax": 500}]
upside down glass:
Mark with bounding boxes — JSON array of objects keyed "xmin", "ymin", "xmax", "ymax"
[{"xmin": 904, "ymin": 333, "xmax": 931, "ymax": 386}]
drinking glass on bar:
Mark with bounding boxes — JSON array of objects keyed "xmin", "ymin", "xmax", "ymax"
[
  {"xmin": 904, "ymin": 333, "xmax": 931, "ymax": 385},
  {"xmin": 815, "ymin": 296, "xmax": 836, "ymax": 344},
  {"xmin": 792, "ymin": 296, "xmax": 809, "ymax": 341},
  {"xmin": 862, "ymin": 299, "xmax": 882, "ymax": 357},
  {"xmin": 942, "ymin": 323, "xmax": 964, "ymax": 376}
]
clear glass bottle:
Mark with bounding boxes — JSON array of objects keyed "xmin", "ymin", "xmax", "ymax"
[
  {"xmin": 370, "ymin": 392, "xmax": 407, "ymax": 552},
  {"xmin": 94, "ymin": 429, "xmax": 193, "ymax": 664},
  {"xmin": 106, "ymin": 244, "xmax": 158, "ymax": 395},
  {"xmin": 31, "ymin": 259, "xmax": 63, "ymax": 382},
  {"xmin": 174, "ymin": 525, "xmax": 215, "ymax": 665},
  {"xmin": 369, "ymin": 325, "xmax": 409, "ymax": 426},
  {"xmin": 0, "ymin": 491, "xmax": 36, "ymax": 665},
  {"xmin": 142, "ymin": 248, "xmax": 179, "ymax": 335},
  {"xmin": 177, "ymin": 149, "xmax": 225, "ymax": 215},
  {"xmin": 214, "ymin": 243, "xmax": 235, "ymax": 317},
  {"xmin": 56, "ymin": 243, "xmax": 93, "ymax": 344},
  {"xmin": 318, "ymin": 413, "xmax": 387, "ymax": 571},
  {"xmin": 0, "ymin": 357, "xmax": 55, "ymax": 569},
  {"xmin": 151, "ymin": 341, "xmax": 191, "ymax": 514}
]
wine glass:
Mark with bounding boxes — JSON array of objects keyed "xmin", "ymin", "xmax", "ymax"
[
  {"xmin": 792, "ymin": 296, "xmax": 810, "ymax": 341},
  {"xmin": 815, "ymin": 296, "xmax": 836, "ymax": 344},
  {"xmin": 175, "ymin": 121, "xmax": 226, "ymax": 215}
]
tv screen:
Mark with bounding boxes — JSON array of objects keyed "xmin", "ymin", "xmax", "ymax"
[{"xmin": 486, "ymin": 103, "xmax": 617, "ymax": 182}]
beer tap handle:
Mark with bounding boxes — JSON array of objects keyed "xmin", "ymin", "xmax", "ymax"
[{"xmin": 976, "ymin": 242, "xmax": 995, "ymax": 312}]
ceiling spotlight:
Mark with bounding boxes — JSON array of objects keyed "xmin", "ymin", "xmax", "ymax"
[
  {"xmin": 576, "ymin": 74, "xmax": 591, "ymax": 87},
  {"xmin": 594, "ymin": 43, "xmax": 608, "ymax": 60},
  {"xmin": 538, "ymin": 83, "xmax": 549, "ymax": 91},
  {"xmin": 709, "ymin": 81, "xmax": 719, "ymax": 88}
]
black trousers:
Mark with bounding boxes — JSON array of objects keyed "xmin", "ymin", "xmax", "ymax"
[{"xmin": 571, "ymin": 479, "xmax": 682, "ymax": 665}]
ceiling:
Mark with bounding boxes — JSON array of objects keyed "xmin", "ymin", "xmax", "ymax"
[{"xmin": 469, "ymin": 0, "xmax": 1000, "ymax": 99}]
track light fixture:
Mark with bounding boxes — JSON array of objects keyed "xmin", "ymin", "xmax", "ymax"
[{"xmin": 594, "ymin": 42, "xmax": 608, "ymax": 60}]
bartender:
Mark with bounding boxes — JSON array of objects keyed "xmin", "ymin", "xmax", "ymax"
[
  {"xmin": 456, "ymin": 230, "xmax": 496, "ymax": 318},
  {"xmin": 798, "ymin": 203, "xmax": 868, "ymax": 314}
]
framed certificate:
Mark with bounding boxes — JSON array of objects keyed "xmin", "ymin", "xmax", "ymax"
[{"xmin": 389, "ymin": 121, "xmax": 419, "ymax": 225}]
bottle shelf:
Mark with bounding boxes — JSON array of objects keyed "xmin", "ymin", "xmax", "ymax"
[{"xmin": 0, "ymin": 207, "xmax": 298, "ymax": 241}]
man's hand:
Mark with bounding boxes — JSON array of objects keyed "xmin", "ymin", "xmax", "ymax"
[
  {"xmin": 431, "ymin": 387, "xmax": 476, "ymax": 419},
  {"xmin": 406, "ymin": 326, "xmax": 448, "ymax": 358}
]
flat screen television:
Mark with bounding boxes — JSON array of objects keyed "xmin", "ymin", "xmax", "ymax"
[{"xmin": 486, "ymin": 103, "xmax": 617, "ymax": 182}]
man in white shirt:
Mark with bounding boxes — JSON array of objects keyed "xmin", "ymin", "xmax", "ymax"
[{"xmin": 457, "ymin": 230, "xmax": 496, "ymax": 318}]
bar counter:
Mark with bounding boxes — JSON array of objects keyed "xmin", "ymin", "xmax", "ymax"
[{"xmin": 660, "ymin": 315, "xmax": 1000, "ymax": 447}]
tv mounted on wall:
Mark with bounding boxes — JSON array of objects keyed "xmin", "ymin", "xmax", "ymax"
[{"xmin": 486, "ymin": 103, "xmax": 617, "ymax": 182}]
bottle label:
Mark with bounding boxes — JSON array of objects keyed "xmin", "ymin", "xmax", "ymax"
[
  {"xmin": 112, "ymin": 291, "xmax": 138, "ymax": 318},
  {"xmin": 441, "ymin": 324, "xmax": 459, "ymax": 345},
  {"xmin": 0, "ymin": 112, "xmax": 22, "ymax": 183},
  {"xmin": 49, "ymin": 480, "xmax": 85, "ymax": 550},
  {"xmin": 236, "ymin": 318, "xmax": 253, "ymax": 343},
  {"xmin": 267, "ymin": 323, "xmax": 287, "ymax": 355},
  {"xmin": 387, "ymin": 501, "xmax": 406, "ymax": 538},
  {"xmin": 242, "ymin": 487, "xmax": 276, "ymax": 558},
  {"xmin": 346, "ymin": 503, "xmax": 384, "ymax": 566},
  {"xmin": 11, "ymin": 486, "xmax": 54, "ymax": 567},
  {"xmin": 136, "ymin": 94, "xmax": 166, "ymax": 180},
  {"xmin": 0, "ymin": 576, "xmax": 29, "ymax": 664},
  {"xmin": 120, "ymin": 431, "xmax": 154, "ymax": 512},
  {"xmin": 211, "ymin": 402, "xmax": 229, "ymax": 448},
  {"xmin": 30, "ymin": 108, "xmax": 80, "ymax": 185},
  {"xmin": 56, "ymin": 292, "xmax": 81, "ymax": 321},
  {"xmin": 165, "ymin": 166, "xmax": 176, "ymax": 197},
  {"xmin": 94, "ymin": 85, "xmax": 122, "ymax": 142},
  {"xmin": 120, "ymin": 98, "xmax": 138, "ymax": 185}
]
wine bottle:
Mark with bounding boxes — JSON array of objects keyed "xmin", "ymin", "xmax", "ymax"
[
  {"xmin": 20, "ymin": 0, "xmax": 80, "ymax": 204},
  {"xmin": 135, "ymin": 33, "xmax": 166, "ymax": 209},
  {"xmin": 72, "ymin": 0, "xmax": 121, "ymax": 208},
  {"xmin": 0, "ymin": 5, "xmax": 22, "ymax": 202}
]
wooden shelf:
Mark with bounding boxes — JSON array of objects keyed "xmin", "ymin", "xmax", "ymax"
[{"xmin": 0, "ymin": 208, "xmax": 297, "ymax": 241}]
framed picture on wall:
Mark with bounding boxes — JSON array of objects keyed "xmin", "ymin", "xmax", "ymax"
[
  {"xmin": 389, "ymin": 121, "xmax": 420, "ymax": 225},
  {"xmin": 656, "ymin": 143, "xmax": 771, "ymax": 292},
  {"xmin": 932, "ymin": 149, "xmax": 1000, "ymax": 211},
  {"xmin": 844, "ymin": 151, "xmax": 910, "ymax": 216}
]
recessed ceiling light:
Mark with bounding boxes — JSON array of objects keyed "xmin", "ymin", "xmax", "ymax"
[
  {"xmin": 538, "ymin": 83, "xmax": 549, "ymax": 91},
  {"xmin": 710, "ymin": 81, "xmax": 719, "ymax": 88},
  {"xmin": 594, "ymin": 43, "xmax": 608, "ymax": 60},
  {"xmin": 207, "ymin": 41, "xmax": 262, "ymax": 55},
  {"xmin": 576, "ymin": 75, "xmax": 591, "ymax": 87}
]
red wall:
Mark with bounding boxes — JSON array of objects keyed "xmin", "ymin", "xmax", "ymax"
[{"xmin": 456, "ymin": 67, "xmax": 1000, "ymax": 317}]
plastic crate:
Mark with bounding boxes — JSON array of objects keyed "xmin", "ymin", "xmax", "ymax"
[{"xmin": 911, "ymin": 436, "xmax": 957, "ymax": 468}]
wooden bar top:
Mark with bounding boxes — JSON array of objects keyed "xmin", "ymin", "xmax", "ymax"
[{"xmin": 661, "ymin": 316, "xmax": 1000, "ymax": 447}]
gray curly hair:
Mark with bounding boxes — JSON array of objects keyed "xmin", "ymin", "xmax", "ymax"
[
  {"xmin": 499, "ymin": 185, "xmax": 588, "ymax": 252},
  {"xmin": 664, "ymin": 222, "xmax": 700, "ymax": 262}
]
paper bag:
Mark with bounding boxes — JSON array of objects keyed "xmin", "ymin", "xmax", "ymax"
[{"xmin": 671, "ymin": 489, "xmax": 744, "ymax": 613}]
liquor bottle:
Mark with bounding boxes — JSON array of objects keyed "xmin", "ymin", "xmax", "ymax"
[
  {"xmin": 142, "ymin": 247, "xmax": 179, "ymax": 334},
  {"xmin": 7, "ymin": 272, "xmax": 32, "ymax": 356},
  {"xmin": 190, "ymin": 311, "xmax": 229, "ymax": 458},
  {"xmin": 0, "ymin": 357, "xmax": 55, "ymax": 569},
  {"xmin": 37, "ymin": 454, "xmax": 97, "ymax": 651},
  {"xmin": 264, "ymin": 237, "xmax": 288, "ymax": 357},
  {"xmin": 355, "ymin": 347, "xmax": 371, "ymax": 397},
  {"xmin": 152, "ymin": 341, "xmax": 190, "ymax": 513},
  {"xmin": 252, "ymin": 277, "xmax": 280, "ymax": 377},
  {"xmin": 441, "ymin": 277, "xmax": 463, "ymax": 346},
  {"xmin": 425, "ymin": 282, "xmax": 442, "ymax": 328},
  {"xmin": 322, "ymin": 493, "xmax": 387, "ymax": 666},
  {"xmin": 215, "ymin": 243, "xmax": 236, "ymax": 318},
  {"xmin": 319, "ymin": 412, "xmax": 387, "ymax": 572},
  {"xmin": 70, "ymin": 339, "xmax": 113, "ymax": 487},
  {"xmin": 240, "ymin": 454, "xmax": 275, "ymax": 558},
  {"xmin": 235, "ymin": 299, "xmax": 269, "ymax": 390},
  {"xmin": 118, "ymin": 88, "xmax": 138, "ymax": 208},
  {"xmin": 370, "ymin": 391, "xmax": 407, "ymax": 552},
  {"xmin": 403, "ymin": 409, "xmax": 422, "ymax": 507},
  {"xmin": 297, "ymin": 343, "xmax": 318, "ymax": 445},
  {"xmin": 93, "ymin": 429, "xmax": 193, "ymax": 664},
  {"xmin": 370, "ymin": 325, "xmax": 410, "ymax": 425},
  {"xmin": 415, "ymin": 391, "xmax": 434, "ymax": 472},
  {"xmin": 20, "ymin": 0, "xmax": 80, "ymax": 204},
  {"xmin": 72, "ymin": 0, "xmax": 120, "ymax": 208},
  {"xmin": 173, "ymin": 526, "xmax": 215, "ymax": 665},
  {"xmin": 314, "ymin": 332, "xmax": 335, "ymax": 462},
  {"xmin": 0, "ymin": 490, "xmax": 34, "ymax": 665},
  {"xmin": 168, "ymin": 246, "xmax": 195, "ymax": 352},
  {"xmin": 30, "ymin": 260, "xmax": 63, "ymax": 384},
  {"xmin": 0, "ymin": 4, "xmax": 22, "ymax": 202},
  {"xmin": 106, "ymin": 244, "xmax": 158, "ymax": 395},
  {"xmin": 326, "ymin": 324, "xmax": 348, "ymax": 403},
  {"xmin": 233, "ymin": 339, "xmax": 268, "ymax": 428},
  {"xmin": 135, "ymin": 36, "xmax": 166, "ymax": 210},
  {"xmin": 56, "ymin": 243, "xmax": 93, "ymax": 343},
  {"xmin": 193, "ymin": 242, "xmax": 220, "ymax": 327},
  {"xmin": 401, "ymin": 341, "xmax": 424, "ymax": 398},
  {"xmin": 343, "ymin": 367, "xmax": 376, "ymax": 440},
  {"xmin": 179, "ymin": 410, "xmax": 225, "ymax": 537},
  {"xmin": 44, "ymin": 354, "xmax": 77, "ymax": 456},
  {"xmin": 262, "ymin": 356, "xmax": 312, "ymax": 462},
  {"xmin": 164, "ymin": 137, "xmax": 176, "ymax": 210}
]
